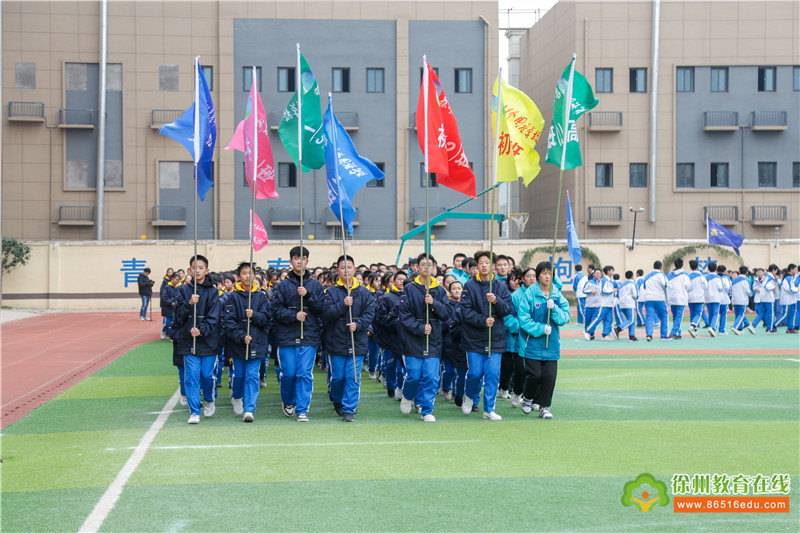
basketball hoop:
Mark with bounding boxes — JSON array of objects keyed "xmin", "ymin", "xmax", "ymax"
[{"xmin": 508, "ymin": 213, "xmax": 529, "ymax": 233}]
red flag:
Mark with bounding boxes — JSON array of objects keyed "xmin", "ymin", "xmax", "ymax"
[
  {"xmin": 249, "ymin": 210, "xmax": 269, "ymax": 251},
  {"xmin": 225, "ymin": 79, "xmax": 279, "ymax": 199},
  {"xmin": 415, "ymin": 60, "xmax": 476, "ymax": 198}
]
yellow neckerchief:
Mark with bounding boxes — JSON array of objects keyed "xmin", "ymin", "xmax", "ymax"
[
  {"xmin": 391, "ymin": 285, "xmax": 401, "ymax": 293},
  {"xmin": 476, "ymin": 272, "xmax": 496, "ymax": 283},
  {"xmin": 164, "ymin": 275, "xmax": 171, "ymax": 282},
  {"xmin": 368, "ymin": 285, "xmax": 376, "ymax": 293},
  {"xmin": 335, "ymin": 277, "xmax": 360, "ymax": 290},
  {"xmin": 414, "ymin": 275, "xmax": 439, "ymax": 289},
  {"xmin": 218, "ymin": 288, "xmax": 224, "ymax": 296},
  {"xmin": 168, "ymin": 280, "xmax": 180, "ymax": 288},
  {"xmin": 235, "ymin": 281, "xmax": 259, "ymax": 293}
]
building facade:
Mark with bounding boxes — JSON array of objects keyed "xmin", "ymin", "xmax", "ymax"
[
  {"xmin": 2, "ymin": 1, "xmax": 498, "ymax": 241},
  {"xmin": 516, "ymin": 0, "xmax": 800, "ymax": 241}
]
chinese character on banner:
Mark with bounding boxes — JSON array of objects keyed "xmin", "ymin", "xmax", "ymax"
[
  {"xmin": 120, "ymin": 258, "xmax": 147, "ymax": 287},
  {"xmin": 267, "ymin": 258, "xmax": 291, "ymax": 269},
  {"xmin": 671, "ymin": 474, "xmax": 692, "ymax": 495},
  {"xmin": 548, "ymin": 256, "xmax": 573, "ymax": 282}
]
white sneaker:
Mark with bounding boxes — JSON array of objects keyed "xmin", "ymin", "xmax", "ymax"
[
  {"xmin": 179, "ymin": 395, "xmax": 188, "ymax": 406},
  {"xmin": 511, "ymin": 394, "xmax": 522, "ymax": 407},
  {"xmin": 297, "ymin": 413, "xmax": 309, "ymax": 422},
  {"xmin": 203, "ymin": 401, "xmax": 215, "ymax": 418},
  {"xmin": 461, "ymin": 396, "xmax": 474, "ymax": 415},
  {"xmin": 688, "ymin": 327, "xmax": 697, "ymax": 338},
  {"xmin": 601, "ymin": 335, "xmax": 615, "ymax": 342},
  {"xmin": 160, "ymin": 332, "xmax": 166, "ymax": 340},
  {"xmin": 539, "ymin": 407, "xmax": 553, "ymax": 419},
  {"xmin": 140, "ymin": 316, "xmax": 145, "ymax": 321},
  {"xmin": 442, "ymin": 391, "xmax": 452, "ymax": 401},
  {"xmin": 400, "ymin": 396, "xmax": 413, "ymax": 415},
  {"xmin": 747, "ymin": 325, "xmax": 756, "ymax": 334},
  {"xmin": 394, "ymin": 387, "xmax": 403, "ymax": 401},
  {"xmin": 242, "ymin": 411, "xmax": 254, "ymax": 422},
  {"xmin": 732, "ymin": 328, "xmax": 741, "ymax": 336},
  {"xmin": 282, "ymin": 403, "xmax": 295, "ymax": 417},
  {"xmin": 421, "ymin": 414, "xmax": 436, "ymax": 422},
  {"xmin": 532, "ymin": 403, "xmax": 540, "ymax": 412},
  {"xmin": 231, "ymin": 397, "xmax": 243, "ymax": 416},
  {"xmin": 583, "ymin": 331, "xmax": 591, "ymax": 340},
  {"xmin": 498, "ymin": 389, "xmax": 510, "ymax": 399},
  {"xmin": 259, "ymin": 379, "xmax": 267, "ymax": 388},
  {"xmin": 187, "ymin": 414, "xmax": 200, "ymax": 424},
  {"xmin": 521, "ymin": 399, "xmax": 533, "ymax": 414},
  {"xmin": 416, "ymin": 405, "xmax": 422, "ymax": 414},
  {"xmin": 709, "ymin": 328, "xmax": 717, "ymax": 337},
  {"xmin": 368, "ymin": 372, "xmax": 376, "ymax": 380},
  {"xmin": 483, "ymin": 411, "xmax": 502, "ymax": 421}
]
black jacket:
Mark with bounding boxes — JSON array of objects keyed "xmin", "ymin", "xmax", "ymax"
[
  {"xmin": 271, "ymin": 271, "xmax": 324, "ymax": 347},
  {"xmin": 160, "ymin": 283, "xmax": 178, "ymax": 317},
  {"xmin": 460, "ymin": 275, "xmax": 513, "ymax": 353},
  {"xmin": 395, "ymin": 278, "xmax": 452, "ymax": 358},
  {"xmin": 223, "ymin": 285, "xmax": 270, "ymax": 359},
  {"xmin": 173, "ymin": 278, "xmax": 222, "ymax": 356},
  {"xmin": 321, "ymin": 281, "xmax": 374, "ymax": 356},
  {"xmin": 138, "ymin": 273, "xmax": 154, "ymax": 296},
  {"xmin": 373, "ymin": 288, "xmax": 402, "ymax": 350},
  {"xmin": 442, "ymin": 299, "xmax": 466, "ymax": 367}
]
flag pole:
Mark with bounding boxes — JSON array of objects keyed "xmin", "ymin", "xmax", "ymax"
[
  {"xmin": 545, "ymin": 53, "xmax": 577, "ymax": 349},
  {"xmin": 296, "ymin": 44, "xmax": 305, "ymax": 339},
  {"xmin": 191, "ymin": 55, "xmax": 200, "ymax": 356},
  {"xmin": 487, "ymin": 69, "xmax": 504, "ymax": 355},
  {"xmin": 245, "ymin": 66, "xmax": 259, "ymax": 360},
  {"xmin": 329, "ymin": 93, "xmax": 358, "ymax": 382},
  {"xmin": 422, "ymin": 56, "xmax": 431, "ymax": 353}
]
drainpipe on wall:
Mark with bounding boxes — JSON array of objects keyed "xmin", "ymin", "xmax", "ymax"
[
  {"xmin": 648, "ymin": 0, "xmax": 660, "ymax": 223},
  {"xmin": 96, "ymin": 0, "xmax": 108, "ymax": 240}
]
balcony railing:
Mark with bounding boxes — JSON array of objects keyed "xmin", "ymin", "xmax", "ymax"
[
  {"xmin": 59, "ymin": 108, "xmax": 94, "ymax": 127},
  {"xmin": 588, "ymin": 111, "xmax": 623, "ymax": 131},
  {"xmin": 704, "ymin": 205, "xmax": 738, "ymax": 224},
  {"xmin": 588, "ymin": 206, "xmax": 622, "ymax": 225},
  {"xmin": 751, "ymin": 111, "xmax": 787, "ymax": 130},
  {"xmin": 8, "ymin": 101, "xmax": 45, "ymax": 122},
  {"xmin": 151, "ymin": 109, "xmax": 185, "ymax": 129},
  {"xmin": 58, "ymin": 205, "xmax": 95, "ymax": 225},
  {"xmin": 151, "ymin": 205, "xmax": 187, "ymax": 226},
  {"xmin": 412, "ymin": 207, "xmax": 447, "ymax": 227},
  {"xmin": 703, "ymin": 111, "xmax": 738, "ymax": 131},
  {"xmin": 269, "ymin": 111, "xmax": 358, "ymax": 131},
  {"xmin": 751, "ymin": 205, "xmax": 787, "ymax": 225}
]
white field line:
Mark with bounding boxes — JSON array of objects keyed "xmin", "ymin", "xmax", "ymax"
[
  {"xmin": 79, "ymin": 388, "xmax": 180, "ymax": 533},
  {"xmin": 105, "ymin": 440, "xmax": 482, "ymax": 452},
  {"xmin": 786, "ymin": 359, "xmax": 800, "ymax": 363},
  {"xmin": 569, "ymin": 357, "xmax": 793, "ymax": 362}
]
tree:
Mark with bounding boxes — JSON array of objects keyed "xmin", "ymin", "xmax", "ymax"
[
  {"xmin": 2, "ymin": 237, "xmax": 31, "ymax": 275},
  {"xmin": 621, "ymin": 473, "xmax": 670, "ymax": 512}
]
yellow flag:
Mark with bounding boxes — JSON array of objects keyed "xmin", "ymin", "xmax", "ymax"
[{"xmin": 491, "ymin": 77, "xmax": 545, "ymax": 186}]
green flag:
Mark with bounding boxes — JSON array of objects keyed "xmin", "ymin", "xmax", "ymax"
[
  {"xmin": 278, "ymin": 51, "xmax": 326, "ymax": 172},
  {"xmin": 545, "ymin": 56, "xmax": 598, "ymax": 170}
]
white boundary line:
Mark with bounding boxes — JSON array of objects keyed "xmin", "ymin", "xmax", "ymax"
[
  {"xmin": 568, "ymin": 357, "xmax": 795, "ymax": 362},
  {"xmin": 79, "ymin": 388, "xmax": 180, "ymax": 533},
  {"xmin": 104, "ymin": 440, "xmax": 482, "ymax": 452}
]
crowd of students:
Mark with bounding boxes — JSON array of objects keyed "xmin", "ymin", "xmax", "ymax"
[
  {"xmin": 154, "ymin": 249, "xmax": 569, "ymax": 424},
  {"xmin": 573, "ymin": 259, "xmax": 800, "ymax": 341}
]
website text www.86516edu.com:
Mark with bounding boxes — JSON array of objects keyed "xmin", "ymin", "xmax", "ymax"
[{"xmin": 673, "ymin": 496, "xmax": 789, "ymax": 513}]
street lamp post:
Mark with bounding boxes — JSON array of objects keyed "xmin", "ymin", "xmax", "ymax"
[{"xmin": 628, "ymin": 207, "xmax": 645, "ymax": 250}]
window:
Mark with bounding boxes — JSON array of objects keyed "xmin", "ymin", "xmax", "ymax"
[
  {"xmin": 419, "ymin": 163, "xmax": 438, "ymax": 187},
  {"xmin": 332, "ymin": 68, "xmax": 350, "ymax": 93},
  {"xmin": 159, "ymin": 64, "xmax": 179, "ymax": 91},
  {"xmin": 366, "ymin": 163, "xmax": 385, "ymax": 187},
  {"xmin": 595, "ymin": 163, "xmax": 613, "ymax": 188},
  {"xmin": 629, "ymin": 163, "xmax": 647, "ymax": 188},
  {"xmin": 629, "ymin": 68, "xmax": 647, "ymax": 93},
  {"xmin": 278, "ymin": 163, "xmax": 297, "ymax": 188},
  {"xmin": 794, "ymin": 66, "xmax": 800, "ymax": 91},
  {"xmin": 676, "ymin": 163, "xmax": 695, "ymax": 188},
  {"xmin": 455, "ymin": 68, "xmax": 472, "ymax": 93},
  {"xmin": 757, "ymin": 162, "xmax": 777, "ymax": 187},
  {"xmin": 420, "ymin": 66, "xmax": 439, "ymax": 84},
  {"xmin": 758, "ymin": 67, "xmax": 776, "ymax": 92},
  {"xmin": 366, "ymin": 68, "xmax": 384, "ymax": 93},
  {"xmin": 676, "ymin": 67, "xmax": 694, "ymax": 92},
  {"xmin": 710, "ymin": 162, "xmax": 729, "ymax": 187},
  {"xmin": 794, "ymin": 162, "xmax": 800, "ymax": 187},
  {"xmin": 201, "ymin": 65, "xmax": 213, "ymax": 91},
  {"xmin": 595, "ymin": 68, "xmax": 612, "ymax": 93},
  {"xmin": 333, "ymin": 226, "xmax": 354, "ymax": 240},
  {"xmin": 277, "ymin": 67, "xmax": 295, "ymax": 92},
  {"xmin": 243, "ymin": 66, "xmax": 262, "ymax": 91},
  {"xmin": 15, "ymin": 61, "xmax": 35, "ymax": 89},
  {"xmin": 711, "ymin": 67, "xmax": 728, "ymax": 92}
]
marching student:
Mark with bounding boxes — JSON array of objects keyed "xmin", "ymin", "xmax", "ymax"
[
  {"xmin": 640, "ymin": 261, "xmax": 670, "ymax": 341},
  {"xmin": 615, "ymin": 271, "xmax": 639, "ymax": 341},
  {"xmin": 704, "ymin": 262, "xmax": 722, "ymax": 337},
  {"xmin": 499, "ymin": 270, "xmax": 524, "ymax": 401},
  {"xmin": 585, "ymin": 266, "xmax": 616, "ymax": 341},
  {"xmin": 582, "ymin": 268, "xmax": 603, "ymax": 340},
  {"xmin": 272, "ymin": 246, "xmax": 325, "ymax": 422},
  {"xmin": 450, "ymin": 253, "xmax": 470, "ymax": 285},
  {"xmin": 321, "ymin": 255, "xmax": 375, "ymax": 422},
  {"xmin": 223, "ymin": 262, "xmax": 270, "ymax": 423},
  {"xmin": 373, "ymin": 271, "xmax": 406, "ymax": 399},
  {"xmin": 160, "ymin": 272, "xmax": 180, "ymax": 339},
  {"xmin": 687, "ymin": 260, "xmax": 708, "ymax": 338},
  {"xmin": 493, "ymin": 254, "xmax": 511, "ymax": 283},
  {"xmin": 517, "ymin": 261, "xmax": 571, "ymax": 420},
  {"xmin": 752, "ymin": 266, "xmax": 778, "ymax": 333},
  {"xmin": 505, "ymin": 267, "xmax": 537, "ymax": 405},
  {"xmin": 717, "ymin": 265, "xmax": 732, "ymax": 335},
  {"xmin": 460, "ymin": 251, "xmax": 513, "ymax": 421},
  {"xmin": 572, "ymin": 264, "xmax": 587, "ymax": 325},
  {"xmin": 174, "ymin": 255, "xmax": 222, "ymax": 424},
  {"xmin": 634, "ymin": 269, "xmax": 646, "ymax": 326},
  {"xmin": 666, "ymin": 258, "xmax": 692, "ymax": 340},
  {"xmin": 440, "ymin": 279, "xmax": 467, "ymax": 406},
  {"xmin": 730, "ymin": 266, "xmax": 754, "ymax": 335},
  {"xmin": 778, "ymin": 264, "xmax": 799, "ymax": 333},
  {"xmin": 396, "ymin": 253, "xmax": 452, "ymax": 422}
]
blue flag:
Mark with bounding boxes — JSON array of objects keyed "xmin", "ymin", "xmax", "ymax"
[
  {"xmin": 323, "ymin": 95, "xmax": 384, "ymax": 235},
  {"xmin": 566, "ymin": 190, "xmax": 582, "ymax": 265},
  {"xmin": 159, "ymin": 60, "xmax": 216, "ymax": 201},
  {"xmin": 707, "ymin": 215, "xmax": 744, "ymax": 256}
]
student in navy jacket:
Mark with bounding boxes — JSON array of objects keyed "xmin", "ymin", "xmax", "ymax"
[
  {"xmin": 460, "ymin": 251, "xmax": 513, "ymax": 420},
  {"xmin": 373, "ymin": 271, "xmax": 406, "ymax": 399},
  {"xmin": 272, "ymin": 246, "xmax": 324, "ymax": 422},
  {"xmin": 396, "ymin": 253, "xmax": 452, "ymax": 422},
  {"xmin": 321, "ymin": 255, "xmax": 375, "ymax": 422},
  {"xmin": 174, "ymin": 255, "xmax": 222, "ymax": 424},
  {"xmin": 440, "ymin": 280, "xmax": 467, "ymax": 406},
  {"xmin": 223, "ymin": 262, "xmax": 270, "ymax": 422},
  {"xmin": 160, "ymin": 272, "xmax": 180, "ymax": 340}
]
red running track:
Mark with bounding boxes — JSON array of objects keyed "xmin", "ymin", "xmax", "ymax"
[{"xmin": 1, "ymin": 312, "xmax": 161, "ymax": 428}]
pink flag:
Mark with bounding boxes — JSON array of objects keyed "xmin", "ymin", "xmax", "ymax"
[
  {"xmin": 250, "ymin": 210, "xmax": 269, "ymax": 251},
  {"xmin": 225, "ymin": 80, "xmax": 279, "ymax": 199}
]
